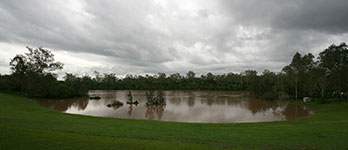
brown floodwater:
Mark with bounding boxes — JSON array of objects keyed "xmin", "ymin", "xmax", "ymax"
[{"xmin": 38, "ymin": 90, "xmax": 313, "ymax": 123}]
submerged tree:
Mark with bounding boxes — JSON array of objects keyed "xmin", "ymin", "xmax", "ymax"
[
  {"xmin": 145, "ymin": 91, "xmax": 166, "ymax": 106},
  {"xmin": 127, "ymin": 91, "xmax": 133, "ymax": 103},
  {"xmin": 145, "ymin": 91, "xmax": 155, "ymax": 106},
  {"xmin": 157, "ymin": 90, "xmax": 165, "ymax": 106}
]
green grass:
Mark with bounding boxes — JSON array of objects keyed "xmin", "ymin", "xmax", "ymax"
[{"xmin": 1, "ymin": 93, "xmax": 348, "ymax": 150}]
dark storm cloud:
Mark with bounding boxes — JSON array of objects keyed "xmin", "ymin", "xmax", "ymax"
[
  {"xmin": 221, "ymin": 0, "xmax": 348, "ymax": 33},
  {"xmin": 0, "ymin": 0, "xmax": 348, "ymax": 76},
  {"xmin": 216, "ymin": 0, "xmax": 348, "ymax": 67}
]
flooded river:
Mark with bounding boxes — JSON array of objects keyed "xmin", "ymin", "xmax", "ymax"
[{"xmin": 38, "ymin": 90, "xmax": 313, "ymax": 123}]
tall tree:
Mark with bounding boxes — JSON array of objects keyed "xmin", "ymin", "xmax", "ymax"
[
  {"xmin": 186, "ymin": 71, "xmax": 195, "ymax": 79},
  {"xmin": 9, "ymin": 47, "xmax": 64, "ymax": 96},
  {"xmin": 282, "ymin": 52, "xmax": 315, "ymax": 100},
  {"xmin": 10, "ymin": 46, "xmax": 63, "ymax": 75},
  {"xmin": 319, "ymin": 43, "xmax": 348, "ymax": 100}
]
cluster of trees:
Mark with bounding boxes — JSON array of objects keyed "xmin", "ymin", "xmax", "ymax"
[
  {"xmin": 0, "ymin": 43, "xmax": 347, "ymax": 101},
  {"xmin": 282, "ymin": 43, "xmax": 348, "ymax": 102},
  {"xmin": 0, "ymin": 47, "xmax": 85, "ymax": 98},
  {"xmin": 145, "ymin": 91, "xmax": 166, "ymax": 106}
]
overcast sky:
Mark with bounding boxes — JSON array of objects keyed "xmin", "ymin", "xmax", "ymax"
[{"xmin": 1, "ymin": 0, "xmax": 348, "ymax": 77}]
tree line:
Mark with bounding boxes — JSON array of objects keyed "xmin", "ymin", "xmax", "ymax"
[{"xmin": 0, "ymin": 43, "xmax": 347, "ymax": 102}]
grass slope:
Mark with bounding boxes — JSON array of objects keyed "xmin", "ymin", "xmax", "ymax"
[{"xmin": 0, "ymin": 93, "xmax": 348, "ymax": 150}]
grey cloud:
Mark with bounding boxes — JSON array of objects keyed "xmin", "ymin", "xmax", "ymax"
[
  {"xmin": 220, "ymin": 0, "xmax": 348, "ymax": 34},
  {"xmin": 1, "ymin": 0, "xmax": 348, "ymax": 76}
]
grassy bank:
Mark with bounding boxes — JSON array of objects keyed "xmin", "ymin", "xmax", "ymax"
[{"xmin": 1, "ymin": 93, "xmax": 348, "ymax": 150}]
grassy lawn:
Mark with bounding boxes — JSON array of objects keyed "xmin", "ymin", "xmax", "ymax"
[{"xmin": 1, "ymin": 92, "xmax": 348, "ymax": 150}]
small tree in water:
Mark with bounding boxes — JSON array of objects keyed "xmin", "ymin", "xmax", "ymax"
[
  {"xmin": 145, "ymin": 91, "xmax": 155, "ymax": 106},
  {"xmin": 145, "ymin": 91, "xmax": 166, "ymax": 106},
  {"xmin": 127, "ymin": 91, "xmax": 133, "ymax": 103},
  {"xmin": 157, "ymin": 90, "xmax": 165, "ymax": 106}
]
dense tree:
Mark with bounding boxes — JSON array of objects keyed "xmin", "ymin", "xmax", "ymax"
[
  {"xmin": 8, "ymin": 47, "xmax": 65, "ymax": 97},
  {"xmin": 282, "ymin": 52, "xmax": 315, "ymax": 100},
  {"xmin": 2, "ymin": 43, "xmax": 347, "ymax": 102},
  {"xmin": 186, "ymin": 71, "xmax": 195, "ymax": 79},
  {"xmin": 10, "ymin": 47, "xmax": 63, "ymax": 75},
  {"xmin": 3, "ymin": 47, "xmax": 86, "ymax": 98},
  {"xmin": 319, "ymin": 43, "xmax": 348, "ymax": 100}
]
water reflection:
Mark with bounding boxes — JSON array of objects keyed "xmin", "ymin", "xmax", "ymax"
[
  {"xmin": 38, "ymin": 90, "xmax": 313, "ymax": 123},
  {"xmin": 39, "ymin": 97, "xmax": 89, "ymax": 111},
  {"xmin": 109, "ymin": 105, "xmax": 122, "ymax": 110},
  {"xmin": 145, "ymin": 106, "xmax": 165, "ymax": 120},
  {"xmin": 128, "ymin": 104, "xmax": 133, "ymax": 116},
  {"xmin": 187, "ymin": 92, "xmax": 195, "ymax": 107}
]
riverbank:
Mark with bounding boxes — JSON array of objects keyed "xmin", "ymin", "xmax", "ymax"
[{"xmin": 1, "ymin": 92, "xmax": 347, "ymax": 150}]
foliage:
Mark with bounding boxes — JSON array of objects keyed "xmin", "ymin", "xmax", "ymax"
[
  {"xmin": 1, "ymin": 43, "xmax": 348, "ymax": 101},
  {"xmin": 107, "ymin": 100, "xmax": 123, "ymax": 107},
  {"xmin": 318, "ymin": 43, "xmax": 348, "ymax": 100},
  {"xmin": 127, "ymin": 91, "xmax": 133, "ymax": 103},
  {"xmin": 2, "ymin": 47, "xmax": 83, "ymax": 98},
  {"xmin": 145, "ymin": 91, "xmax": 166, "ymax": 106},
  {"xmin": 10, "ymin": 46, "xmax": 63, "ymax": 76}
]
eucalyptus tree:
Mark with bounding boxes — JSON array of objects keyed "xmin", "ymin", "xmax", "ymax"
[
  {"xmin": 102, "ymin": 73, "xmax": 118, "ymax": 89},
  {"xmin": 282, "ymin": 53, "xmax": 302, "ymax": 100},
  {"xmin": 9, "ymin": 47, "xmax": 63, "ymax": 96},
  {"xmin": 186, "ymin": 71, "xmax": 195, "ymax": 79},
  {"xmin": 186, "ymin": 71, "xmax": 198, "ymax": 90},
  {"xmin": 282, "ymin": 52, "xmax": 315, "ymax": 100},
  {"xmin": 319, "ymin": 43, "xmax": 348, "ymax": 100},
  {"xmin": 10, "ymin": 46, "xmax": 63, "ymax": 75},
  {"xmin": 301, "ymin": 53, "xmax": 316, "ymax": 97}
]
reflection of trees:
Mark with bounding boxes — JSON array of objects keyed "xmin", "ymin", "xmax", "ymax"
[
  {"xmin": 89, "ymin": 90, "xmax": 116, "ymax": 100},
  {"xmin": 226, "ymin": 99, "xmax": 243, "ymax": 106},
  {"xmin": 215, "ymin": 98, "xmax": 227, "ymax": 105},
  {"xmin": 110, "ymin": 105, "xmax": 122, "ymax": 110},
  {"xmin": 72, "ymin": 99, "xmax": 89, "ymax": 111},
  {"xmin": 200, "ymin": 96, "xmax": 231, "ymax": 106},
  {"xmin": 145, "ymin": 91, "xmax": 166, "ymax": 106},
  {"xmin": 128, "ymin": 105, "xmax": 133, "ymax": 116},
  {"xmin": 187, "ymin": 92, "xmax": 195, "ymax": 107},
  {"xmin": 145, "ymin": 106, "xmax": 165, "ymax": 120},
  {"xmin": 283, "ymin": 104, "xmax": 310, "ymax": 120},
  {"xmin": 244, "ymin": 100, "xmax": 310, "ymax": 120},
  {"xmin": 245, "ymin": 100, "xmax": 279, "ymax": 115},
  {"xmin": 169, "ymin": 96, "xmax": 182, "ymax": 105},
  {"xmin": 271, "ymin": 102, "xmax": 287, "ymax": 117},
  {"xmin": 38, "ymin": 98, "xmax": 89, "ymax": 111},
  {"xmin": 207, "ymin": 97, "xmax": 214, "ymax": 106},
  {"xmin": 127, "ymin": 104, "xmax": 138, "ymax": 117},
  {"xmin": 199, "ymin": 97, "xmax": 215, "ymax": 106}
]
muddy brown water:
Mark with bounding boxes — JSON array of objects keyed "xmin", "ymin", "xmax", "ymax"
[{"xmin": 38, "ymin": 90, "xmax": 313, "ymax": 123}]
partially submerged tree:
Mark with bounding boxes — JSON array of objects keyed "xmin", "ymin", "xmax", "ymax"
[{"xmin": 127, "ymin": 91, "xmax": 133, "ymax": 103}]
